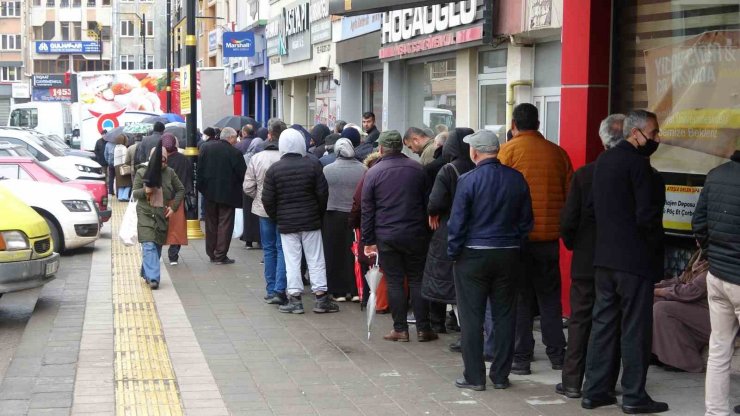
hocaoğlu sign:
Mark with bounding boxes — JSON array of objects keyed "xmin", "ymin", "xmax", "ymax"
[{"xmin": 381, "ymin": 0, "xmax": 477, "ymax": 45}]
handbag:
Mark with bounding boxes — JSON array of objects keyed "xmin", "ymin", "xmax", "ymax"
[
  {"xmin": 119, "ymin": 200, "xmax": 138, "ymax": 246},
  {"xmin": 232, "ymin": 208, "xmax": 244, "ymax": 239},
  {"xmin": 118, "ymin": 164, "xmax": 132, "ymax": 176}
]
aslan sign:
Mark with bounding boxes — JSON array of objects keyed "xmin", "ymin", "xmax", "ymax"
[{"xmin": 381, "ymin": 0, "xmax": 477, "ymax": 45}]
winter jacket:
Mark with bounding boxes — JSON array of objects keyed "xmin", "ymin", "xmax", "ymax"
[
  {"xmin": 136, "ymin": 131, "xmax": 163, "ymax": 165},
  {"xmin": 592, "ymin": 140, "xmax": 665, "ymax": 281},
  {"xmin": 104, "ymin": 141, "xmax": 115, "ymax": 167},
  {"xmin": 422, "ymin": 128, "xmax": 476, "ymax": 304},
  {"xmin": 94, "ymin": 138, "xmax": 108, "ymax": 167},
  {"xmin": 365, "ymin": 125, "xmax": 380, "ymax": 145},
  {"xmin": 235, "ymin": 135, "xmax": 254, "ymax": 154},
  {"xmin": 324, "ymin": 157, "xmax": 366, "ymax": 212},
  {"xmin": 419, "ymin": 140, "xmax": 437, "ymax": 166},
  {"xmin": 498, "ymin": 130, "xmax": 573, "ymax": 241},
  {"xmin": 196, "ymin": 139, "xmax": 247, "ymax": 208},
  {"xmin": 310, "ymin": 124, "xmax": 331, "ymax": 158},
  {"xmin": 361, "ymin": 153, "xmax": 428, "ymax": 245},
  {"xmin": 448, "ymin": 158, "xmax": 534, "ymax": 258},
  {"xmin": 693, "ymin": 151, "xmax": 740, "ymax": 285},
  {"xmin": 560, "ymin": 162, "xmax": 596, "ymax": 279},
  {"xmin": 243, "ymin": 142, "xmax": 281, "ymax": 217},
  {"xmin": 262, "ymin": 129, "xmax": 329, "ymax": 234},
  {"xmin": 132, "ymin": 166, "xmax": 185, "ymax": 245}
]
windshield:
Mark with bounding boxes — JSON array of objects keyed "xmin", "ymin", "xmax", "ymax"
[{"xmin": 33, "ymin": 136, "xmax": 66, "ymax": 157}]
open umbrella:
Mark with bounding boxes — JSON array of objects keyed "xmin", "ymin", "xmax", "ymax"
[
  {"xmin": 123, "ymin": 122, "xmax": 153, "ymax": 135},
  {"xmin": 163, "ymin": 124, "xmax": 186, "ymax": 147},
  {"xmin": 104, "ymin": 126, "xmax": 125, "ymax": 142},
  {"xmin": 143, "ymin": 113, "xmax": 185, "ymax": 124},
  {"xmin": 213, "ymin": 115, "xmax": 260, "ymax": 130},
  {"xmin": 351, "ymin": 229, "xmax": 364, "ymax": 307},
  {"xmin": 365, "ymin": 253, "xmax": 382, "ymax": 340}
]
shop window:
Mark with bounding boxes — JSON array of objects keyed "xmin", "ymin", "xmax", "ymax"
[
  {"xmin": 407, "ymin": 58, "xmax": 457, "ymax": 130},
  {"xmin": 363, "ymin": 70, "xmax": 383, "ymax": 130},
  {"xmin": 479, "ymin": 83, "xmax": 506, "ymax": 133},
  {"xmin": 534, "ymin": 41, "xmax": 561, "ymax": 88},
  {"xmin": 478, "ymin": 50, "xmax": 507, "ymax": 74}
]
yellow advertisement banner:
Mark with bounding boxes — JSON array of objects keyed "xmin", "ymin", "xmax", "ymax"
[
  {"xmin": 663, "ymin": 185, "xmax": 702, "ymax": 232},
  {"xmin": 179, "ymin": 65, "xmax": 190, "ymax": 115},
  {"xmin": 644, "ymin": 30, "xmax": 739, "ymax": 175}
]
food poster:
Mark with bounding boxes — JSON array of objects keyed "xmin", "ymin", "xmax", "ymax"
[{"xmin": 644, "ymin": 30, "xmax": 739, "ymax": 175}]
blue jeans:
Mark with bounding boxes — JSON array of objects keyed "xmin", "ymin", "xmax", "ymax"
[
  {"xmin": 140, "ymin": 241, "xmax": 162, "ymax": 283},
  {"xmin": 259, "ymin": 217, "xmax": 286, "ymax": 296}
]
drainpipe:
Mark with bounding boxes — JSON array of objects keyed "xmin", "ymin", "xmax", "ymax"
[{"xmin": 506, "ymin": 80, "xmax": 533, "ymax": 128}]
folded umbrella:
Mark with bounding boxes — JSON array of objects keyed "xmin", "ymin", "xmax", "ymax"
[
  {"xmin": 365, "ymin": 253, "xmax": 382, "ymax": 340},
  {"xmin": 351, "ymin": 229, "xmax": 364, "ymax": 306}
]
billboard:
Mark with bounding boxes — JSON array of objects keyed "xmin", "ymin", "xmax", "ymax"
[
  {"xmin": 223, "ymin": 31, "xmax": 256, "ymax": 57},
  {"xmin": 35, "ymin": 41, "xmax": 101, "ymax": 54}
]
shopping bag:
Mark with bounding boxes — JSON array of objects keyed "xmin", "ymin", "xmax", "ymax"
[
  {"xmin": 119, "ymin": 200, "xmax": 138, "ymax": 246},
  {"xmin": 232, "ymin": 208, "xmax": 244, "ymax": 239}
]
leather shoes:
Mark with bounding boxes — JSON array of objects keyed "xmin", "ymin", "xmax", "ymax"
[
  {"xmin": 454, "ymin": 377, "xmax": 485, "ymax": 391},
  {"xmin": 582, "ymin": 396, "xmax": 617, "ymax": 409},
  {"xmin": 555, "ymin": 383, "xmax": 582, "ymax": 398},
  {"xmin": 417, "ymin": 330, "xmax": 439, "ymax": 342},
  {"xmin": 449, "ymin": 339, "xmax": 461, "ymax": 353},
  {"xmin": 490, "ymin": 377, "xmax": 510, "ymax": 389},
  {"xmin": 510, "ymin": 361, "xmax": 531, "ymax": 375},
  {"xmin": 622, "ymin": 400, "xmax": 668, "ymax": 414},
  {"xmin": 214, "ymin": 257, "xmax": 235, "ymax": 265},
  {"xmin": 383, "ymin": 330, "xmax": 409, "ymax": 342}
]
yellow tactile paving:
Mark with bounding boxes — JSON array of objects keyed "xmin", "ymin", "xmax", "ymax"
[{"xmin": 111, "ymin": 200, "xmax": 184, "ymax": 416}]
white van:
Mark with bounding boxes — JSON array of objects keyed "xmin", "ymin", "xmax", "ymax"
[{"xmin": 8, "ymin": 102, "xmax": 75, "ymax": 145}]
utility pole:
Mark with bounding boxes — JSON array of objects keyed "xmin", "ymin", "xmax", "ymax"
[
  {"xmin": 166, "ymin": 0, "xmax": 172, "ymax": 112},
  {"xmin": 183, "ymin": 0, "xmax": 203, "ymax": 239}
]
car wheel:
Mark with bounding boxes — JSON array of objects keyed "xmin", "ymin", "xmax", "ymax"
[{"xmin": 43, "ymin": 216, "xmax": 63, "ymax": 254}]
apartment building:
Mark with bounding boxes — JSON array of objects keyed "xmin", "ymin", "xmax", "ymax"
[
  {"xmin": 0, "ymin": 0, "xmax": 26, "ymax": 120},
  {"xmin": 112, "ymin": 0, "xmax": 167, "ymax": 70}
]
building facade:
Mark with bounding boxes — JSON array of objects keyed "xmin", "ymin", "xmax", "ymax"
[
  {"xmin": 112, "ymin": 0, "xmax": 167, "ymax": 70},
  {"xmin": 0, "ymin": 0, "xmax": 27, "ymax": 120}
]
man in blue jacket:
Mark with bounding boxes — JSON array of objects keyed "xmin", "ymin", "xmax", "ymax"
[{"xmin": 448, "ymin": 129, "xmax": 533, "ymax": 392}]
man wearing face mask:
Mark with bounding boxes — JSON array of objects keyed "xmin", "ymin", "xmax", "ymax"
[{"xmin": 581, "ymin": 110, "xmax": 667, "ymax": 414}]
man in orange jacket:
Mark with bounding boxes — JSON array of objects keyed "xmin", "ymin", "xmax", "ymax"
[{"xmin": 498, "ymin": 103, "xmax": 573, "ymax": 375}]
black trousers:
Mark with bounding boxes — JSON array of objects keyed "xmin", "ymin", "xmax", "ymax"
[
  {"xmin": 583, "ymin": 267, "xmax": 653, "ymax": 406},
  {"xmin": 204, "ymin": 200, "xmax": 235, "ymax": 262},
  {"xmin": 514, "ymin": 241, "xmax": 566, "ymax": 363},
  {"xmin": 107, "ymin": 165, "xmax": 115, "ymax": 195},
  {"xmin": 168, "ymin": 245, "xmax": 181, "ymax": 262},
  {"xmin": 455, "ymin": 248, "xmax": 521, "ymax": 386},
  {"xmin": 429, "ymin": 301, "xmax": 447, "ymax": 330},
  {"xmin": 378, "ymin": 237, "xmax": 430, "ymax": 332}
]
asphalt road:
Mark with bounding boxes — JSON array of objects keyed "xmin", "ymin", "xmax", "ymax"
[{"xmin": 0, "ymin": 288, "xmax": 40, "ymax": 380}]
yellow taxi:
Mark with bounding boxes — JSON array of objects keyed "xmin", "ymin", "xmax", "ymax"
[{"xmin": 0, "ymin": 186, "xmax": 59, "ymax": 295}]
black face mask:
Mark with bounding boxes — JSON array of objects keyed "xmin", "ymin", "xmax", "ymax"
[{"xmin": 637, "ymin": 139, "xmax": 659, "ymax": 157}]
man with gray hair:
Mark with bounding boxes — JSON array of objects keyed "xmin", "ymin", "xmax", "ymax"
[
  {"xmin": 557, "ymin": 113, "xmax": 625, "ymax": 399},
  {"xmin": 197, "ymin": 126, "xmax": 247, "ymax": 264},
  {"xmin": 448, "ymin": 129, "xmax": 533, "ymax": 391},
  {"xmin": 582, "ymin": 109, "xmax": 667, "ymax": 413}
]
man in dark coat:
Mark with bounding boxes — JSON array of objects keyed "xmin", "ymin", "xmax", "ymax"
[
  {"xmin": 362, "ymin": 111, "xmax": 380, "ymax": 143},
  {"xmin": 262, "ymin": 128, "xmax": 337, "ymax": 315},
  {"xmin": 235, "ymin": 123, "xmax": 256, "ymax": 154},
  {"xmin": 135, "ymin": 122, "xmax": 165, "ymax": 165},
  {"xmin": 582, "ymin": 110, "xmax": 668, "ymax": 414},
  {"xmin": 448, "ymin": 130, "xmax": 533, "ymax": 391},
  {"xmin": 693, "ymin": 143, "xmax": 740, "ymax": 415},
  {"xmin": 197, "ymin": 127, "xmax": 247, "ymax": 264},
  {"xmin": 361, "ymin": 130, "xmax": 435, "ymax": 343},
  {"xmin": 556, "ymin": 114, "xmax": 624, "ymax": 399},
  {"xmin": 319, "ymin": 133, "xmax": 340, "ymax": 167},
  {"xmin": 309, "ymin": 124, "xmax": 331, "ymax": 158},
  {"xmin": 94, "ymin": 131, "xmax": 108, "ymax": 168}
]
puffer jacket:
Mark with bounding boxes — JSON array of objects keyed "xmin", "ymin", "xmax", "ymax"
[
  {"xmin": 243, "ymin": 141, "xmax": 281, "ymax": 217},
  {"xmin": 262, "ymin": 129, "xmax": 329, "ymax": 234},
  {"xmin": 498, "ymin": 130, "xmax": 573, "ymax": 241},
  {"xmin": 693, "ymin": 151, "xmax": 740, "ymax": 285}
]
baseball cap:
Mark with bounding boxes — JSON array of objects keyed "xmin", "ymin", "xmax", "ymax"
[
  {"xmin": 463, "ymin": 130, "xmax": 500, "ymax": 152},
  {"xmin": 377, "ymin": 130, "xmax": 403, "ymax": 150}
]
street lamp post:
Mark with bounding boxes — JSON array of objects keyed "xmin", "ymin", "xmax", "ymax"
[
  {"xmin": 183, "ymin": 0, "xmax": 204, "ymax": 239},
  {"xmin": 166, "ymin": 0, "xmax": 172, "ymax": 112}
]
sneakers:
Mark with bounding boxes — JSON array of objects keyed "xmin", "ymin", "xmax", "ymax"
[
  {"xmin": 169, "ymin": 259, "xmax": 178, "ymax": 266},
  {"xmin": 148, "ymin": 280, "xmax": 159, "ymax": 290},
  {"xmin": 406, "ymin": 312, "xmax": 416, "ymax": 324},
  {"xmin": 278, "ymin": 296, "xmax": 304, "ymax": 314},
  {"xmin": 334, "ymin": 296, "xmax": 347, "ymax": 302},
  {"xmin": 351, "ymin": 296, "xmax": 360, "ymax": 303},
  {"xmin": 266, "ymin": 293, "xmax": 288, "ymax": 305},
  {"xmin": 313, "ymin": 295, "xmax": 339, "ymax": 313}
]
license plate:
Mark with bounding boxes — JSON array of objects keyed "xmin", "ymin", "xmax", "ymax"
[{"xmin": 45, "ymin": 261, "xmax": 59, "ymax": 276}]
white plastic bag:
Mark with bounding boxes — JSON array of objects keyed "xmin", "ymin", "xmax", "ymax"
[
  {"xmin": 232, "ymin": 208, "xmax": 244, "ymax": 239},
  {"xmin": 119, "ymin": 200, "xmax": 138, "ymax": 246}
]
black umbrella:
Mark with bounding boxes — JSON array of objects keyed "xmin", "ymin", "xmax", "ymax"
[
  {"xmin": 142, "ymin": 115, "xmax": 170, "ymax": 125},
  {"xmin": 213, "ymin": 116, "xmax": 260, "ymax": 130},
  {"xmin": 104, "ymin": 126, "xmax": 126, "ymax": 143}
]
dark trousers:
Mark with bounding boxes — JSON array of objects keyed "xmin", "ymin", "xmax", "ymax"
[
  {"xmin": 204, "ymin": 200, "xmax": 235, "ymax": 262},
  {"xmin": 107, "ymin": 165, "xmax": 115, "ymax": 195},
  {"xmin": 168, "ymin": 245, "xmax": 181, "ymax": 262},
  {"xmin": 455, "ymin": 248, "xmax": 520, "ymax": 386},
  {"xmin": 514, "ymin": 241, "xmax": 566, "ymax": 363},
  {"xmin": 429, "ymin": 301, "xmax": 447, "ymax": 330},
  {"xmin": 378, "ymin": 237, "xmax": 430, "ymax": 332},
  {"xmin": 584, "ymin": 267, "xmax": 653, "ymax": 406}
]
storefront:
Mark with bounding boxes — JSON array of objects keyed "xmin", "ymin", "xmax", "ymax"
[{"xmin": 267, "ymin": 0, "xmax": 340, "ymax": 129}]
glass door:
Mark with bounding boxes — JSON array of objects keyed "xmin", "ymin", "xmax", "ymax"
[
  {"xmin": 478, "ymin": 78, "xmax": 506, "ymax": 135},
  {"xmin": 533, "ymin": 87, "xmax": 561, "ymax": 144}
]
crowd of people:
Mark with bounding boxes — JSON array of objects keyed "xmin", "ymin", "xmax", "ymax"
[{"xmin": 114, "ymin": 104, "xmax": 740, "ymax": 415}]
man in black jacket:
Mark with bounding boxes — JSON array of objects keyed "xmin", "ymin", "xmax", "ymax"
[
  {"xmin": 582, "ymin": 110, "xmax": 668, "ymax": 414},
  {"xmin": 197, "ymin": 127, "xmax": 246, "ymax": 264},
  {"xmin": 556, "ymin": 113, "xmax": 624, "ymax": 399},
  {"xmin": 693, "ymin": 145, "xmax": 740, "ymax": 415},
  {"xmin": 136, "ymin": 122, "xmax": 165, "ymax": 165},
  {"xmin": 362, "ymin": 111, "xmax": 380, "ymax": 144},
  {"xmin": 262, "ymin": 128, "xmax": 337, "ymax": 315}
]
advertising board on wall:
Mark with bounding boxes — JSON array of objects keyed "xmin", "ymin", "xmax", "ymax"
[
  {"xmin": 663, "ymin": 185, "xmax": 703, "ymax": 232},
  {"xmin": 35, "ymin": 41, "xmax": 101, "ymax": 54},
  {"xmin": 380, "ymin": 0, "xmax": 478, "ymax": 45},
  {"xmin": 223, "ymin": 31, "xmax": 256, "ymax": 57},
  {"xmin": 31, "ymin": 75, "xmax": 73, "ymax": 102},
  {"xmin": 310, "ymin": 0, "xmax": 331, "ymax": 44},
  {"xmin": 339, "ymin": 13, "xmax": 382, "ymax": 41}
]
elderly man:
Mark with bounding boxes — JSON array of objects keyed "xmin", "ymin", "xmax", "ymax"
[
  {"xmin": 362, "ymin": 130, "xmax": 435, "ymax": 342},
  {"xmin": 582, "ymin": 110, "xmax": 667, "ymax": 414},
  {"xmin": 403, "ymin": 127, "xmax": 437, "ymax": 166},
  {"xmin": 197, "ymin": 127, "xmax": 247, "ymax": 265},
  {"xmin": 557, "ymin": 114, "xmax": 625, "ymax": 399},
  {"xmin": 236, "ymin": 123, "xmax": 257, "ymax": 154},
  {"xmin": 448, "ymin": 130, "xmax": 533, "ymax": 391}
]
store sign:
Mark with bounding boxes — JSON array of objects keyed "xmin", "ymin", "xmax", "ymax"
[
  {"xmin": 223, "ymin": 31, "xmax": 256, "ymax": 57},
  {"xmin": 35, "ymin": 41, "xmax": 101, "ymax": 54},
  {"xmin": 379, "ymin": 24, "xmax": 482, "ymax": 59},
  {"xmin": 266, "ymin": 16, "xmax": 285, "ymax": 57},
  {"xmin": 32, "ymin": 74, "xmax": 66, "ymax": 88},
  {"xmin": 381, "ymin": 0, "xmax": 477, "ymax": 45},
  {"xmin": 11, "ymin": 82, "xmax": 30, "ymax": 99},
  {"xmin": 663, "ymin": 185, "xmax": 702, "ymax": 232},
  {"xmin": 31, "ymin": 75, "xmax": 73, "ymax": 102},
  {"xmin": 340, "ymin": 14, "xmax": 382, "ymax": 41},
  {"xmin": 310, "ymin": 0, "xmax": 331, "ymax": 44},
  {"xmin": 284, "ymin": 2, "xmax": 310, "ymax": 36}
]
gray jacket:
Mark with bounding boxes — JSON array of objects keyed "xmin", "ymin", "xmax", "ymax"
[
  {"xmin": 243, "ymin": 143, "xmax": 281, "ymax": 217},
  {"xmin": 323, "ymin": 157, "xmax": 366, "ymax": 212}
]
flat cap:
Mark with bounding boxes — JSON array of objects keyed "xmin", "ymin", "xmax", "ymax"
[
  {"xmin": 378, "ymin": 130, "xmax": 403, "ymax": 150},
  {"xmin": 463, "ymin": 130, "xmax": 500, "ymax": 152}
]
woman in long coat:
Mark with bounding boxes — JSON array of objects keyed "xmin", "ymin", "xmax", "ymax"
[
  {"xmin": 113, "ymin": 134, "xmax": 132, "ymax": 200},
  {"xmin": 133, "ymin": 142, "xmax": 185, "ymax": 289},
  {"xmin": 322, "ymin": 139, "xmax": 366, "ymax": 301}
]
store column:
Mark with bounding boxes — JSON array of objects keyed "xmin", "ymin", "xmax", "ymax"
[{"xmin": 382, "ymin": 60, "xmax": 405, "ymax": 131}]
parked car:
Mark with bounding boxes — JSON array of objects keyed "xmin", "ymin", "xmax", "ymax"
[
  {"xmin": 0, "ymin": 186, "xmax": 59, "ymax": 296},
  {"xmin": 0, "ymin": 127, "xmax": 104, "ymax": 181},
  {"xmin": 0, "ymin": 142, "xmax": 35, "ymax": 158},
  {"xmin": 38, "ymin": 132, "xmax": 95, "ymax": 160},
  {"xmin": 0, "ymin": 156, "xmax": 111, "ymax": 223},
  {"xmin": 0, "ymin": 180, "xmax": 100, "ymax": 253}
]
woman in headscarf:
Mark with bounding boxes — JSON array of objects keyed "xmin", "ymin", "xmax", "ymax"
[
  {"xmin": 161, "ymin": 134, "xmax": 190, "ymax": 265},
  {"xmin": 113, "ymin": 134, "xmax": 132, "ymax": 200},
  {"xmin": 132, "ymin": 141, "xmax": 185, "ymax": 289},
  {"xmin": 322, "ymin": 138, "xmax": 367, "ymax": 302},
  {"xmin": 310, "ymin": 124, "xmax": 331, "ymax": 158}
]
